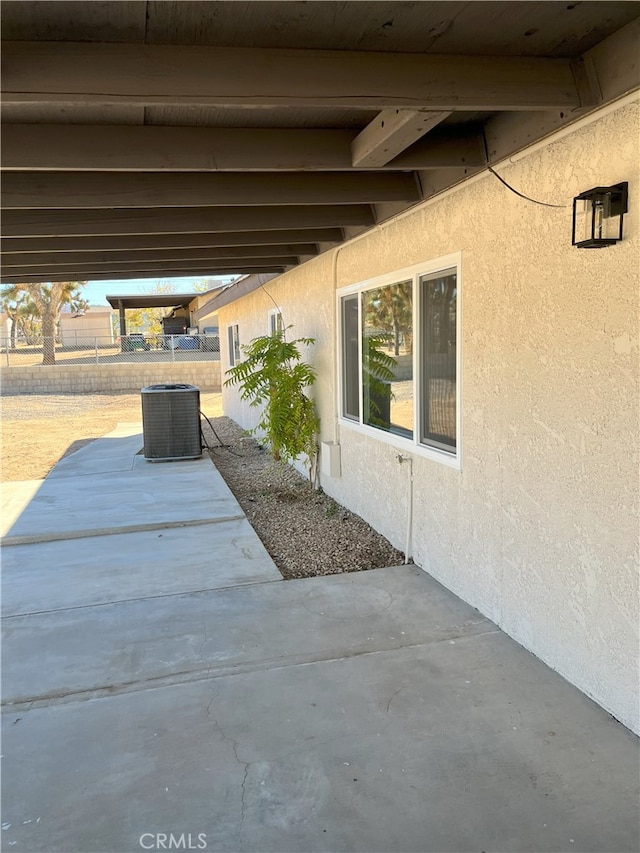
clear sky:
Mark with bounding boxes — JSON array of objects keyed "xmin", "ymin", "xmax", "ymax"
[{"xmin": 81, "ymin": 275, "xmax": 238, "ymax": 306}]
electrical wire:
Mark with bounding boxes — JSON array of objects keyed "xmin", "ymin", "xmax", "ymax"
[
  {"xmin": 200, "ymin": 410, "xmax": 224, "ymax": 446},
  {"xmin": 199, "ymin": 410, "xmax": 245, "ymax": 456},
  {"xmin": 487, "ymin": 166, "xmax": 570, "ymax": 209},
  {"xmin": 260, "ymin": 282, "xmax": 287, "ymax": 339},
  {"xmin": 481, "ymin": 127, "xmax": 570, "ymax": 209},
  {"xmin": 260, "ymin": 281, "xmax": 280, "ymax": 315}
]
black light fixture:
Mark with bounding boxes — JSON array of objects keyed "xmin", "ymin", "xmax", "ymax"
[{"xmin": 572, "ymin": 182, "xmax": 629, "ymax": 248}]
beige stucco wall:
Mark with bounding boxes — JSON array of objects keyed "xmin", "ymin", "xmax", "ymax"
[
  {"xmin": 219, "ymin": 99, "xmax": 640, "ymax": 733},
  {"xmin": 1, "ymin": 361, "xmax": 221, "ymax": 395}
]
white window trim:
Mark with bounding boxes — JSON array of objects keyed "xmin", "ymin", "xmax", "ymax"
[
  {"xmin": 227, "ymin": 322, "xmax": 241, "ymax": 368},
  {"xmin": 268, "ymin": 307, "xmax": 284, "ymax": 335},
  {"xmin": 336, "ymin": 252, "xmax": 462, "ymax": 470}
]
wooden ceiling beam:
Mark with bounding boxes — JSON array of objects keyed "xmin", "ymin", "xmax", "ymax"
[
  {"xmin": 1, "ymin": 245, "xmax": 318, "ymax": 267},
  {"xmin": 1, "ymin": 171, "xmax": 420, "ymax": 210},
  {"xmin": 1, "ymin": 205, "xmax": 375, "ymax": 238},
  {"xmin": 2, "ymin": 41, "xmax": 586, "ymax": 111},
  {"xmin": 0, "ymin": 125, "xmax": 486, "ymax": 171},
  {"xmin": 0, "ymin": 256, "xmax": 300, "ymax": 277},
  {"xmin": 484, "ymin": 17, "xmax": 640, "ymax": 165},
  {"xmin": 0, "ymin": 229, "xmax": 343, "ymax": 254},
  {"xmin": 1, "ymin": 266, "xmax": 288, "ymax": 284},
  {"xmin": 351, "ymin": 110, "xmax": 451, "ymax": 168}
]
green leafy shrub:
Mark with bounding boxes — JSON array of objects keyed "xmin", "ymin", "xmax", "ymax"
[{"xmin": 224, "ymin": 327, "xmax": 320, "ymax": 486}]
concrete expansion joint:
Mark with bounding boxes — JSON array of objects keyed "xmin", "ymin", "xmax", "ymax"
[
  {"xmin": 2, "ymin": 662, "xmax": 215, "ymax": 711},
  {"xmin": 3, "ymin": 578, "xmax": 284, "ymax": 619},
  {"xmin": 2, "ymin": 625, "xmax": 502, "ymax": 712},
  {"xmin": 0, "ymin": 514, "xmax": 247, "ymax": 547}
]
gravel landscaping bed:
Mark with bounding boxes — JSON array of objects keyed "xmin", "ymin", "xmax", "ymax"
[{"xmin": 201, "ymin": 416, "xmax": 405, "ymax": 580}]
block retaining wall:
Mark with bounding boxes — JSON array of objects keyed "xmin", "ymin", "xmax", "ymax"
[{"xmin": 0, "ymin": 362, "xmax": 221, "ymax": 395}]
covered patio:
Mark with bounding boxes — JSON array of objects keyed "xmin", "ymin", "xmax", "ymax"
[
  {"xmin": 2, "ymin": 424, "xmax": 638, "ymax": 852},
  {"xmin": 105, "ymin": 292, "xmax": 207, "ymax": 339},
  {"xmin": 1, "ymin": 3, "xmax": 638, "ymax": 851}
]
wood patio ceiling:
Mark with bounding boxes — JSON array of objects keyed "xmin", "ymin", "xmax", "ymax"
[{"xmin": 1, "ymin": 1, "xmax": 639, "ymax": 283}]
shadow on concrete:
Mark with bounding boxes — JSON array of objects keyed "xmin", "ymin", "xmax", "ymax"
[{"xmin": 58, "ymin": 437, "xmax": 100, "ymax": 462}]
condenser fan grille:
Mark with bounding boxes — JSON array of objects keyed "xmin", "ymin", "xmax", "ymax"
[{"xmin": 141, "ymin": 384, "xmax": 202, "ymax": 462}]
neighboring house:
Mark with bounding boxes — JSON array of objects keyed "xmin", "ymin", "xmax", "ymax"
[
  {"xmin": 105, "ymin": 287, "xmax": 227, "ymax": 339},
  {"xmin": 217, "ymin": 99, "xmax": 639, "ymax": 734},
  {"xmin": 59, "ymin": 306, "xmax": 114, "ymax": 346},
  {"xmin": 192, "ymin": 281, "xmax": 246, "ymax": 335},
  {"xmin": 191, "ymin": 282, "xmax": 250, "ymax": 353}
]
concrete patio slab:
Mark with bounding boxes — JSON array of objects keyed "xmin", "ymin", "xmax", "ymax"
[
  {"xmin": 0, "ymin": 428, "xmax": 145, "ymax": 541},
  {"xmin": 2, "ymin": 604, "xmax": 638, "ymax": 853},
  {"xmin": 2, "ymin": 454, "xmax": 243, "ymax": 545},
  {"xmin": 2, "ymin": 423, "xmax": 638, "ymax": 853},
  {"xmin": 0, "ymin": 478, "xmax": 43, "ymax": 538},
  {"xmin": 1, "ymin": 517, "xmax": 281, "ymax": 617},
  {"xmin": 45, "ymin": 423, "xmax": 143, "ymax": 479},
  {"xmin": 2, "ymin": 566, "xmax": 493, "ymax": 706}
]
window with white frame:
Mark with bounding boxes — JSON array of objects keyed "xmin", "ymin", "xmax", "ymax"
[
  {"xmin": 227, "ymin": 324, "xmax": 241, "ymax": 367},
  {"xmin": 268, "ymin": 308, "xmax": 284, "ymax": 336},
  {"xmin": 339, "ymin": 257, "xmax": 459, "ymax": 460}
]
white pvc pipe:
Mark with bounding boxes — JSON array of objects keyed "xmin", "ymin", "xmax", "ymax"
[
  {"xmin": 397, "ymin": 454, "xmax": 414, "ymax": 564},
  {"xmin": 404, "ymin": 456, "xmax": 413, "ymax": 564}
]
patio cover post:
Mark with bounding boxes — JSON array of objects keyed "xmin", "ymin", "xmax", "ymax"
[{"xmin": 117, "ymin": 300, "xmax": 126, "ymax": 336}]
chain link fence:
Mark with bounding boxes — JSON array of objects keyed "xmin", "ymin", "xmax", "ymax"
[{"xmin": 1, "ymin": 334, "xmax": 220, "ymax": 367}]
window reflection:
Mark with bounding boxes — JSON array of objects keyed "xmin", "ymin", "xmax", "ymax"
[
  {"xmin": 362, "ymin": 281, "xmax": 413, "ymax": 437},
  {"xmin": 341, "ymin": 295, "xmax": 360, "ymax": 421}
]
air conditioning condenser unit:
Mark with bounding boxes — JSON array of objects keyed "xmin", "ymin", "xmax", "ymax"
[{"xmin": 141, "ymin": 383, "xmax": 202, "ymax": 462}]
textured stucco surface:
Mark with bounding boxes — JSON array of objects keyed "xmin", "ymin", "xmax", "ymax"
[{"xmin": 220, "ymin": 101, "xmax": 640, "ymax": 733}]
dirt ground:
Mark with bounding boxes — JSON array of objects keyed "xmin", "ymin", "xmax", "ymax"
[{"xmin": 0, "ymin": 392, "xmax": 223, "ymax": 482}]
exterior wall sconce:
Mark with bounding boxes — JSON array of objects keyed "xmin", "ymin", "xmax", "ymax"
[{"xmin": 572, "ymin": 182, "xmax": 629, "ymax": 248}]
